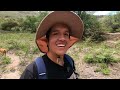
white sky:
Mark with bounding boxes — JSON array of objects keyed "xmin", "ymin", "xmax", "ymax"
[{"xmin": 93, "ymin": 11, "xmax": 111, "ymax": 15}]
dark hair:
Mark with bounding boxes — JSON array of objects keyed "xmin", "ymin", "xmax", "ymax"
[{"xmin": 46, "ymin": 28, "xmax": 51, "ymax": 41}]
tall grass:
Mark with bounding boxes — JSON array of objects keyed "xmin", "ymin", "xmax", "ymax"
[
  {"xmin": 0, "ymin": 32, "xmax": 42, "ymax": 63},
  {"xmin": 0, "ymin": 32, "xmax": 44, "ymax": 74}
]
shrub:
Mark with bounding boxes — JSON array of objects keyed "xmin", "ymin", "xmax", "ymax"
[
  {"xmin": 84, "ymin": 54, "xmax": 96, "ymax": 63},
  {"xmin": 94, "ymin": 63, "xmax": 110, "ymax": 75},
  {"xmin": 101, "ymin": 68, "xmax": 110, "ymax": 75},
  {"xmin": 21, "ymin": 12, "xmax": 48, "ymax": 33},
  {"xmin": 1, "ymin": 21, "xmax": 18, "ymax": 31},
  {"xmin": 84, "ymin": 52, "xmax": 119, "ymax": 75},
  {"xmin": 99, "ymin": 12, "xmax": 120, "ymax": 33},
  {"xmin": 77, "ymin": 11, "xmax": 104, "ymax": 42},
  {"xmin": 84, "ymin": 53, "xmax": 117, "ymax": 64},
  {"xmin": 2, "ymin": 56, "xmax": 11, "ymax": 64},
  {"xmin": 21, "ymin": 16, "xmax": 38, "ymax": 33}
]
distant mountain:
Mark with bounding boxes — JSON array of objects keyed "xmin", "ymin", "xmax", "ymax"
[{"xmin": 0, "ymin": 11, "xmax": 40, "ymax": 18}]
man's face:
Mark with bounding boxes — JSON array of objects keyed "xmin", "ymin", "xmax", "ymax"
[{"xmin": 47, "ymin": 23, "xmax": 70, "ymax": 56}]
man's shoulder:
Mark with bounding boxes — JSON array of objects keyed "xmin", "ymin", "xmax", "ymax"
[{"xmin": 26, "ymin": 61, "xmax": 36, "ymax": 72}]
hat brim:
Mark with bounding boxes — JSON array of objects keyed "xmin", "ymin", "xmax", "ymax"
[
  {"xmin": 36, "ymin": 11, "xmax": 84, "ymax": 53},
  {"xmin": 36, "ymin": 11, "xmax": 84, "ymax": 40}
]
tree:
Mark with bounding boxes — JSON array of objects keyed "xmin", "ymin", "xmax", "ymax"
[
  {"xmin": 74, "ymin": 11, "xmax": 104, "ymax": 42},
  {"xmin": 100, "ymin": 12, "xmax": 120, "ymax": 33},
  {"xmin": 1, "ymin": 19, "xmax": 18, "ymax": 31},
  {"xmin": 21, "ymin": 11, "xmax": 48, "ymax": 33},
  {"xmin": 21, "ymin": 16, "xmax": 38, "ymax": 32}
]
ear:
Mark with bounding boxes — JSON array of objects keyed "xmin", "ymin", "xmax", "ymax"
[
  {"xmin": 36, "ymin": 36, "xmax": 48, "ymax": 53},
  {"xmin": 67, "ymin": 36, "xmax": 79, "ymax": 48}
]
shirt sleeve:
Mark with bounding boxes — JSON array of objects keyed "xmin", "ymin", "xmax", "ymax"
[{"xmin": 20, "ymin": 62, "xmax": 37, "ymax": 79}]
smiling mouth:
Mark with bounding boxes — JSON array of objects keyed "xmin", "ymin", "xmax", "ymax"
[{"xmin": 57, "ymin": 44, "xmax": 66, "ymax": 48}]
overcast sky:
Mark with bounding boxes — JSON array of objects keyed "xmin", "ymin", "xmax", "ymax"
[{"xmin": 93, "ymin": 11, "xmax": 117, "ymax": 15}]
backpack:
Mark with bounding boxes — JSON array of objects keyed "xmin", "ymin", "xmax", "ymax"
[{"xmin": 35, "ymin": 54, "xmax": 74, "ymax": 79}]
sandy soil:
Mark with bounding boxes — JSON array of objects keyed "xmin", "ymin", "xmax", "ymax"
[{"xmin": 0, "ymin": 52, "xmax": 20, "ymax": 79}]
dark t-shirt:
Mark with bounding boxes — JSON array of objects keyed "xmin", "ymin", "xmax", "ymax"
[{"xmin": 20, "ymin": 54, "xmax": 77, "ymax": 79}]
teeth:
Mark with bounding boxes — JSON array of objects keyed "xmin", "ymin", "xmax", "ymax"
[{"xmin": 57, "ymin": 44, "xmax": 65, "ymax": 47}]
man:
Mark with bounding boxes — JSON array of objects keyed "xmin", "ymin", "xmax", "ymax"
[{"xmin": 20, "ymin": 11, "xmax": 84, "ymax": 79}]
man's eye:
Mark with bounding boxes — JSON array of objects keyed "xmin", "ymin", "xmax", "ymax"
[
  {"xmin": 65, "ymin": 33, "xmax": 69, "ymax": 36},
  {"xmin": 52, "ymin": 33, "xmax": 58, "ymax": 35}
]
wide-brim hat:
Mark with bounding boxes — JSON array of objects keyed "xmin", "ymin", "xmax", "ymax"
[{"xmin": 36, "ymin": 11, "xmax": 84, "ymax": 53}]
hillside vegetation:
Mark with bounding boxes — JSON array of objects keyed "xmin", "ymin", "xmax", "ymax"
[
  {"xmin": 0, "ymin": 11, "xmax": 39, "ymax": 18},
  {"xmin": 0, "ymin": 11, "xmax": 120, "ymax": 79}
]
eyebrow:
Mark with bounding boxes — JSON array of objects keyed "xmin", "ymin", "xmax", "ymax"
[{"xmin": 51, "ymin": 29, "xmax": 70, "ymax": 33}]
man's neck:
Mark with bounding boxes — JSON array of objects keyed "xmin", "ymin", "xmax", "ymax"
[{"xmin": 47, "ymin": 52, "xmax": 64, "ymax": 66}]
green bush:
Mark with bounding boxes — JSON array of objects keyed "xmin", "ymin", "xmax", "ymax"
[
  {"xmin": 21, "ymin": 12, "xmax": 48, "ymax": 33},
  {"xmin": 99, "ymin": 12, "xmax": 120, "ymax": 33},
  {"xmin": 84, "ymin": 52, "xmax": 119, "ymax": 75},
  {"xmin": 0, "ymin": 12, "xmax": 48, "ymax": 33},
  {"xmin": 2, "ymin": 56, "xmax": 11, "ymax": 64},
  {"xmin": 94, "ymin": 63, "xmax": 110, "ymax": 75},
  {"xmin": 21, "ymin": 16, "xmax": 38, "ymax": 33},
  {"xmin": 77, "ymin": 11, "xmax": 104, "ymax": 42},
  {"xmin": 101, "ymin": 68, "xmax": 110, "ymax": 75},
  {"xmin": 84, "ymin": 53, "xmax": 118, "ymax": 64},
  {"xmin": 84, "ymin": 54, "xmax": 96, "ymax": 63},
  {"xmin": 115, "ymin": 28, "xmax": 120, "ymax": 32},
  {"xmin": 1, "ymin": 21, "xmax": 18, "ymax": 31}
]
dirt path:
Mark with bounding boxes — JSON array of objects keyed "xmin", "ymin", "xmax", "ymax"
[{"xmin": 0, "ymin": 52, "xmax": 20, "ymax": 79}]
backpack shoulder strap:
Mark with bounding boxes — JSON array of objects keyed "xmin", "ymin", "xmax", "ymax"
[
  {"xmin": 65, "ymin": 54, "xmax": 79, "ymax": 78},
  {"xmin": 64, "ymin": 54, "xmax": 74, "ymax": 68},
  {"xmin": 35, "ymin": 57, "xmax": 47, "ymax": 79}
]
